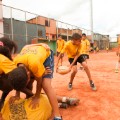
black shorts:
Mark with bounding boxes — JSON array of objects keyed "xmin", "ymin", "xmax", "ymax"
[
  {"xmin": 68, "ymin": 54, "xmax": 89, "ymax": 65},
  {"xmin": 57, "ymin": 52, "xmax": 64, "ymax": 57}
]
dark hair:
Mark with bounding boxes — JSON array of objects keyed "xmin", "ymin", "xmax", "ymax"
[
  {"xmin": 8, "ymin": 67, "xmax": 28, "ymax": 91},
  {"xmin": 0, "ymin": 73, "xmax": 13, "ymax": 91},
  {"xmin": 0, "ymin": 46, "xmax": 12, "ymax": 60},
  {"xmin": 0, "ymin": 37, "xmax": 17, "ymax": 54},
  {"xmin": 71, "ymin": 33, "xmax": 82, "ymax": 40},
  {"xmin": 82, "ymin": 33, "xmax": 86, "ymax": 36}
]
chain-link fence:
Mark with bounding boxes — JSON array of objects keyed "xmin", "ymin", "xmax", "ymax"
[{"xmin": 0, "ymin": 3, "xmax": 113, "ymax": 53}]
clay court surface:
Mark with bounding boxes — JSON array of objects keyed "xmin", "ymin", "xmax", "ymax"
[
  {"xmin": 53, "ymin": 51, "xmax": 120, "ymax": 120},
  {"xmin": 1, "ymin": 51, "xmax": 120, "ymax": 120}
]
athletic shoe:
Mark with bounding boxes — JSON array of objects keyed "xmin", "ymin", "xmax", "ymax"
[
  {"xmin": 66, "ymin": 98, "xmax": 80, "ymax": 106},
  {"xmin": 54, "ymin": 117, "xmax": 62, "ymax": 120},
  {"xmin": 68, "ymin": 83, "xmax": 72, "ymax": 90},
  {"xmin": 90, "ymin": 80, "xmax": 97, "ymax": 91},
  {"xmin": 59, "ymin": 103, "xmax": 68, "ymax": 109}
]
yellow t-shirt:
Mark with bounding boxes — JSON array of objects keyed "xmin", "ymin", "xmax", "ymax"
[
  {"xmin": 61, "ymin": 40, "xmax": 82, "ymax": 58},
  {"xmin": 106, "ymin": 47, "xmax": 108, "ymax": 50},
  {"xmin": 14, "ymin": 45, "xmax": 50, "ymax": 78},
  {"xmin": 1, "ymin": 94, "xmax": 52, "ymax": 120},
  {"xmin": 118, "ymin": 37, "xmax": 120, "ymax": 45},
  {"xmin": 81, "ymin": 39, "xmax": 90, "ymax": 55},
  {"xmin": 57, "ymin": 39, "xmax": 65, "ymax": 52},
  {"xmin": 0, "ymin": 54, "xmax": 17, "ymax": 74}
]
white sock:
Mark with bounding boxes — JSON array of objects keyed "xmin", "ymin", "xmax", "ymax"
[
  {"xmin": 55, "ymin": 117, "xmax": 61, "ymax": 119},
  {"xmin": 62, "ymin": 97, "xmax": 67, "ymax": 102}
]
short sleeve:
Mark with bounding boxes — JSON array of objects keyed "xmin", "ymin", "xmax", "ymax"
[{"xmin": 0, "ymin": 58, "xmax": 16, "ymax": 74}]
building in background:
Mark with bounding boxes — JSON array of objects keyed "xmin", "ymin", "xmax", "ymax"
[
  {"xmin": 58, "ymin": 28, "xmax": 82, "ymax": 41},
  {"xmin": 87, "ymin": 33, "xmax": 110, "ymax": 50},
  {"xmin": 0, "ymin": 0, "xmax": 3, "ymax": 37},
  {"xmin": 3, "ymin": 18, "xmax": 46, "ymax": 51},
  {"xmin": 27, "ymin": 16, "xmax": 56, "ymax": 40}
]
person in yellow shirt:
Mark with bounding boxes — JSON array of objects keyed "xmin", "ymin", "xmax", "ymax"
[
  {"xmin": 56, "ymin": 33, "xmax": 96, "ymax": 91},
  {"xmin": 96, "ymin": 46, "xmax": 99, "ymax": 52},
  {"xmin": 106, "ymin": 46, "xmax": 109, "ymax": 53},
  {"xmin": 1, "ymin": 93, "xmax": 80, "ymax": 120},
  {"xmin": 79, "ymin": 33, "xmax": 90, "ymax": 69},
  {"xmin": 0, "ymin": 37, "xmax": 18, "ymax": 108},
  {"xmin": 1, "ymin": 94, "xmax": 52, "ymax": 120},
  {"xmin": 115, "ymin": 36, "xmax": 120, "ymax": 73},
  {"xmin": 81, "ymin": 33, "xmax": 90, "ymax": 61},
  {"xmin": 0, "ymin": 39, "xmax": 78, "ymax": 120},
  {"xmin": 57, "ymin": 35, "xmax": 65, "ymax": 66},
  {"xmin": 0, "ymin": 38, "xmax": 29, "ymax": 120},
  {"xmin": 13, "ymin": 44, "xmax": 62, "ymax": 120}
]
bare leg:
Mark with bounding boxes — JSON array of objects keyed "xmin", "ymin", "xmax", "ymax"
[
  {"xmin": 81, "ymin": 62, "xmax": 96, "ymax": 90},
  {"xmin": 81, "ymin": 62, "xmax": 92, "ymax": 81},
  {"xmin": 69, "ymin": 65, "xmax": 77, "ymax": 84},
  {"xmin": 42, "ymin": 78, "xmax": 61, "ymax": 117}
]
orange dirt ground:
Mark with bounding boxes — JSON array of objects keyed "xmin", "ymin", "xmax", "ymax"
[
  {"xmin": 53, "ymin": 51, "xmax": 120, "ymax": 120},
  {"xmin": 0, "ymin": 51, "xmax": 120, "ymax": 120}
]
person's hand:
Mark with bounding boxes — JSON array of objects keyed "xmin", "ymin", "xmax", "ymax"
[
  {"xmin": 44, "ymin": 67, "xmax": 52, "ymax": 75},
  {"xmin": 9, "ymin": 96, "xmax": 20, "ymax": 104},
  {"xmin": 29, "ymin": 96, "xmax": 40, "ymax": 109}
]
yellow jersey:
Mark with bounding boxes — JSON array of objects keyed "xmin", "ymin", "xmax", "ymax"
[
  {"xmin": 81, "ymin": 39, "xmax": 90, "ymax": 55},
  {"xmin": 14, "ymin": 45, "xmax": 50, "ymax": 78},
  {"xmin": 1, "ymin": 94, "xmax": 52, "ymax": 120},
  {"xmin": 0, "ymin": 54, "xmax": 16, "ymax": 74},
  {"xmin": 57, "ymin": 39, "xmax": 65, "ymax": 52},
  {"xmin": 61, "ymin": 40, "xmax": 82, "ymax": 58},
  {"xmin": 118, "ymin": 37, "xmax": 120, "ymax": 45}
]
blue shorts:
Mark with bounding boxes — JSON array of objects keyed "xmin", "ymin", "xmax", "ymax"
[{"xmin": 43, "ymin": 50, "xmax": 54, "ymax": 79}]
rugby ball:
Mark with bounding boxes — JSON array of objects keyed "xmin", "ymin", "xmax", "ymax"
[{"xmin": 57, "ymin": 66, "xmax": 71, "ymax": 75}]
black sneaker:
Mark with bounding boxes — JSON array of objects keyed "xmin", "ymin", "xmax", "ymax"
[
  {"xmin": 59, "ymin": 102, "xmax": 68, "ymax": 109},
  {"xmin": 68, "ymin": 83, "xmax": 72, "ymax": 90},
  {"xmin": 90, "ymin": 80, "xmax": 97, "ymax": 91}
]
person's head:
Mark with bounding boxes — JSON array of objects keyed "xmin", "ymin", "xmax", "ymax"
[
  {"xmin": 0, "ymin": 41, "xmax": 12, "ymax": 60},
  {"xmin": 8, "ymin": 66, "xmax": 28, "ymax": 91},
  {"xmin": 0, "ymin": 37, "xmax": 17, "ymax": 54},
  {"xmin": 71, "ymin": 33, "xmax": 82, "ymax": 45},
  {"xmin": 82, "ymin": 33, "xmax": 87, "ymax": 40},
  {"xmin": 58, "ymin": 34, "xmax": 62, "ymax": 40}
]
